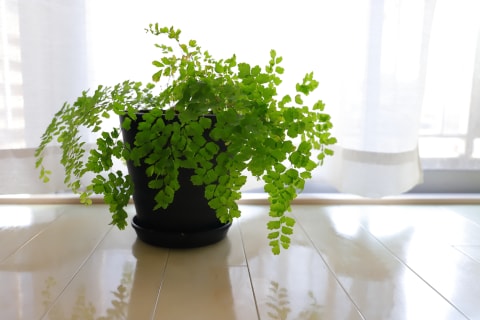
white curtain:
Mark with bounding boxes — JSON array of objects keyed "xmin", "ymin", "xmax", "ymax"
[
  {"xmin": 0, "ymin": 0, "xmax": 479, "ymax": 196},
  {"xmin": 319, "ymin": 1, "xmax": 433, "ymax": 197},
  {"xmin": 320, "ymin": 0, "xmax": 480, "ymax": 197}
]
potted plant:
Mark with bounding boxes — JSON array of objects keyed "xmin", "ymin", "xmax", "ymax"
[{"xmin": 35, "ymin": 24, "xmax": 336, "ymax": 254}]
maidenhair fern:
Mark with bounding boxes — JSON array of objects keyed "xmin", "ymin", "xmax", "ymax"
[{"xmin": 35, "ymin": 24, "xmax": 336, "ymax": 254}]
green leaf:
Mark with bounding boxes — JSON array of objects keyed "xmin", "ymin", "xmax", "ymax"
[
  {"xmin": 284, "ymin": 216, "xmax": 295, "ymax": 227},
  {"xmin": 280, "ymin": 241, "xmax": 290, "ymax": 250},
  {"xmin": 287, "ymin": 123, "xmax": 299, "ymax": 138},
  {"xmin": 191, "ymin": 175, "xmax": 203, "ymax": 185},
  {"xmin": 165, "ymin": 108, "xmax": 176, "ymax": 120},
  {"xmin": 205, "ymin": 142, "xmax": 219, "ymax": 156},
  {"xmin": 270, "ymin": 241, "xmax": 280, "ymax": 255},
  {"xmin": 313, "ymin": 100, "xmax": 325, "ymax": 111},
  {"xmin": 152, "ymin": 70, "xmax": 162, "ymax": 82},
  {"xmin": 205, "ymin": 185, "xmax": 216, "ymax": 199},
  {"xmin": 215, "ymin": 62, "xmax": 224, "ymax": 73},
  {"xmin": 325, "ymin": 148, "xmax": 334, "ymax": 156},
  {"xmin": 148, "ymin": 180, "xmax": 163, "ymax": 189},
  {"xmin": 282, "ymin": 226, "xmax": 293, "ymax": 235},
  {"xmin": 304, "ymin": 160, "xmax": 317, "ymax": 171},
  {"xmin": 204, "ymin": 169, "xmax": 218, "ymax": 184},
  {"xmin": 281, "ymin": 95, "xmax": 292, "ymax": 105},
  {"xmin": 146, "ymin": 165, "xmax": 155, "ymax": 177},
  {"xmin": 294, "ymin": 94, "xmax": 303, "ymax": 105},
  {"xmin": 300, "ymin": 171, "xmax": 312, "ymax": 179},
  {"xmin": 152, "ymin": 60, "xmax": 164, "ymax": 67},
  {"xmin": 327, "ymin": 137, "xmax": 337, "ymax": 144},
  {"xmin": 274, "ymin": 163, "xmax": 286, "ymax": 173},
  {"xmin": 180, "ymin": 43, "xmax": 188, "ymax": 53},
  {"xmin": 285, "ymin": 168, "xmax": 298, "ymax": 179},
  {"xmin": 264, "ymin": 183, "xmax": 276, "ymax": 194},
  {"xmin": 268, "ymin": 231, "xmax": 280, "ymax": 239},
  {"xmin": 267, "ymin": 220, "xmax": 281, "ymax": 229},
  {"xmin": 280, "ymin": 235, "xmax": 291, "ymax": 244},
  {"xmin": 208, "ymin": 198, "xmax": 221, "ymax": 209},
  {"xmin": 238, "ymin": 63, "xmax": 251, "ymax": 78},
  {"xmin": 298, "ymin": 141, "xmax": 311, "ymax": 154},
  {"xmin": 270, "ymin": 49, "xmax": 277, "ymax": 59},
  {"xmin": 256, "ymin": 74, "xmax": 270, "ymax": 84},
  {"xmin": 251, "ymin": 65, "xmax": 261, "ymax": 76}
]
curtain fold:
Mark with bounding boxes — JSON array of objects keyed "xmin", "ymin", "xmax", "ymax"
[
  {"xmin": 323, "ymin": 147, "xmax": 423, "ymax": 197},
  {"xmin": 0, "ymin": 147, "xmax": 65, "ymax": 194},
  {"xmin": 320, "ymin": 0, "xmax": 435, "ymax": 196}
]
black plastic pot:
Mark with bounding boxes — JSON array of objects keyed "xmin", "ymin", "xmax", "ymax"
[{"xmin": 120, "ymin": 111, "xmax": 231, "ymax": 248}]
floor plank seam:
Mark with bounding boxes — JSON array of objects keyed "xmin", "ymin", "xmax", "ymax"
[
  {"xmin": 237, "ymin": 218, "xmax": 262, "ymax": 320},
  {"xmin": 38, "ymin": 225, "xmax": 114, "ymax": 320},
  {"xmin": 292, "ymin": 212, "xmax": 367, "ymax": 320},
  {"xmin": 150, "ymin": 249, "xmax": 171, "ymax": 320},
  {"xmin": 0, "ymin": 209, "xmax": 67, "ymax": 265},
  {"xmin": 360, "ymin": 223, "xmax": 471, "ymax": 320}
]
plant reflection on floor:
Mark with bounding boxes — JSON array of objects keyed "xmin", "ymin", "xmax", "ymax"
[
  {"xmin": 41, "ymin": 263, "xmax": 133, "ymax": 320},
  {"xmin": 41, "ymin": 276, "xmax": 57, "ymax": 311},
  {"xmin": 97, "ymin": 268, "xmax": 132, "ymax": 320},
  {"xmin": 267, "ymin": 281, "xmax": 323, "ymax": 320},
  {"xmin": 98, "ymin": 266, "xmax": 132, "ymax": 320}
]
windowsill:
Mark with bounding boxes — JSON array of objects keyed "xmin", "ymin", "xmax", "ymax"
[{"xmin": 0, "ymin": 193, "xmax": 479, "ymax": 205}]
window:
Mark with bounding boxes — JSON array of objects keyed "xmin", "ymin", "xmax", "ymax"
[
  {"xmin": 0, "ymin": 0, "xmax": 24, "ymax": 149},
  {"xmin": 0, "ymin": 0, "xmax": 479, "ymax": 195},
  {"xmin": 418, "ymin": 1, "xmax": 480, "ymax": 171}
]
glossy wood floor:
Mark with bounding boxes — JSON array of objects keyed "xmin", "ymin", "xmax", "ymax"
[{"xmin": 1, "ymin": 203, "xmax": 480, "ymax": 319}]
